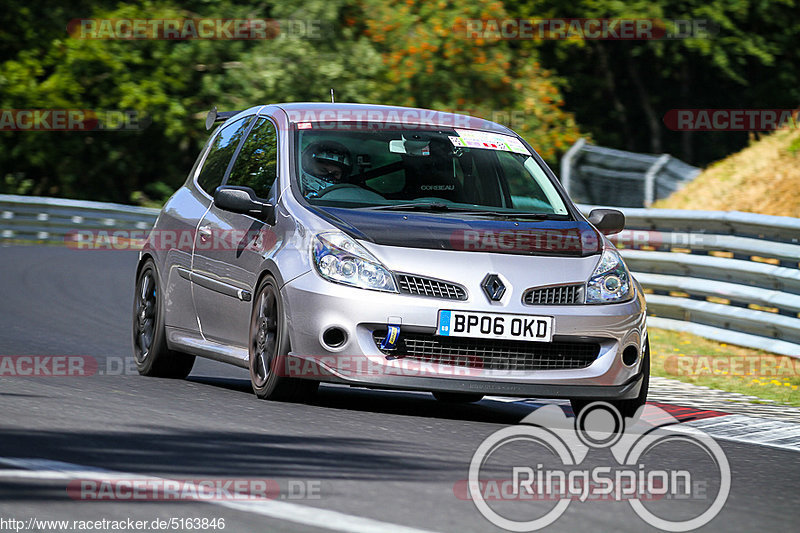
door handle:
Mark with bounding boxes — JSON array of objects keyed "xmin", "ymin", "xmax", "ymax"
[{"xmin": 198, "ymin": 225, "xmax": 212, "ymax": 241}]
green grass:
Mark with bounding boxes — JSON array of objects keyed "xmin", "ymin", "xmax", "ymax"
[
  {"xmin": 787, "ymin": 134, "xmax": 800, "ymax": 155},
  {"xmin": 649, "ymin": 327, "xmax": 800, "ymax": 407}
]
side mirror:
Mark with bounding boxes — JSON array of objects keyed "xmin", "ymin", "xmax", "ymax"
[
  {"xmin": 588, "ymin": 208, "xmax": 625, "ymax": 235},
  {"xmin": 214, "ymin": 186, "xmax": 274, "ymax": 223}
]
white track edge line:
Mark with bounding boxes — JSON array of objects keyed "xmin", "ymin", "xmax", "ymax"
[{"xmin": 0, "ymin": 457, "xmax": 441, "ymax": 533}]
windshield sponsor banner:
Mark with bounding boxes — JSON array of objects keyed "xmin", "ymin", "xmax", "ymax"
[
  {"xmin": 451, "ymin": 129, "xmax": 530, "ymax": 155},
  {"xmin": 67, "ymin": 18, "xmax": 326, "ymax": 40}
]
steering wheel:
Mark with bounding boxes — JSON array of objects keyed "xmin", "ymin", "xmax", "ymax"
[{"xmin": 314, "ymin": 183, "xmax": 365, "ymax": 198}]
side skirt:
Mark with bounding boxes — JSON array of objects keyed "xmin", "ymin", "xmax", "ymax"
[{"xmin": 166, "ymin": 327, "xmax": 249, "ymax": 369}]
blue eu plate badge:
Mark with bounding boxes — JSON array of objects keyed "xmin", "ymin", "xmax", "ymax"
[{"xmin": 438, "ymin": 310, "xmax": 452, "ymax": 336}]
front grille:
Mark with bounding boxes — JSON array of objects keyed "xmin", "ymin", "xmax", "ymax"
[
  {"xmin": 523, "ymin": 284, "xmax": 583, "ymax": 305},
  {"xmin": 397, "ymin": 274, "xmax": 467, "ymax": 300},
  {"xmin": 373, "ymin": 331, "xmax": 599, "ymax": 371}
]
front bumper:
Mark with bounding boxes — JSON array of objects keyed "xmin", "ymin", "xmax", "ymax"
[{"xmin": 281, "ymin": 269, "xmax": 647, "ymax": 399}]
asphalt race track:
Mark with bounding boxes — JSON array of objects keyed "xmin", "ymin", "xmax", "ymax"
[{"xmin": 0, "ymin": 245, "xmax": 798, "ymax": 532}]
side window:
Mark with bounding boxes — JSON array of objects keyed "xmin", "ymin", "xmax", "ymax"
[
  {"xmin": 196, "ymin": 116, "xmax": 252, "ymax": 194},
  {"xmin": 496, "ymin": 151, "xmax": 548, "ymax": 207},
  {"xmin": 495, "ymin": 151, "xmax": 567, "ymax": 214},
  {"xmin": 496, "ymin": 151, "xmax": 540, "ymax": 196},
  {"xmin": 226, "ymin": 117, "xmax": 278, "ymax": 198}
]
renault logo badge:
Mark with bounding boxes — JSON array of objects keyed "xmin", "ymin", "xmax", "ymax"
[{"xmin": 481, "ymin": 274, "xmax": 506, "ymax": 302}]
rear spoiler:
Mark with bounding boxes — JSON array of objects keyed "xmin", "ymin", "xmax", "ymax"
[{"xmin": 205, "ymin": 106, "xmax": 244, "ymax": 130}]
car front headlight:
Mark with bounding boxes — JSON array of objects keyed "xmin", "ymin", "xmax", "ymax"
[
  {"xmin": 312, "ymin": 232, "xmax": 398, "ymax": 292},
  {"xmin": 586, "ymin": 248, "xmax": 633, "ymax": 304}
]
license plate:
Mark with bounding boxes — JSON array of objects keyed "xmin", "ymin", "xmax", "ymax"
[{"xmin": 437, "ymin": 310, "xmax": 553, "ymax": 342}]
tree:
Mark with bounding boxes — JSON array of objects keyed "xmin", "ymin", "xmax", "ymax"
[
  {"xmin": 505, "ymin": 0, "xmax": 800, "ymax": 165},
  {"xmin": 359, "ymin": 0, "xmax": 582, "ymax": 161}
]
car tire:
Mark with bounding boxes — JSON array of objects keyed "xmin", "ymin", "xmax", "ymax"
[
  {"xmin": 133, "ymin": 259, "xmax": 195, "ymax": 378},
  {"xmin": 432, "ymin": 392, "xmax": 484, "ymax": 403},
  {"xmin": 571, "ymin": 337, "xmax": 650, "ymax": 419},
  {"xmin": 249, "ymin": 275, "xmax": 318, "ymax": 402}
]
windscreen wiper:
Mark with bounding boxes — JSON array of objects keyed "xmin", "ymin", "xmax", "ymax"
[
  {"xmin": 363, "ymin": 203, "xmax": 570, "ymax": 219},
  {"xmin": 364, "ymin": 202, "xmax": 456, "ymax": 212},
  {"xmin": 473, "ymin": 211, "xmax": 571, "ymax": 220}
]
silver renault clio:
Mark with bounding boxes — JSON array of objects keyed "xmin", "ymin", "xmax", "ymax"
[{"xmin": 133, "ymin": 103, "xmax": 648, "ymax": 416}]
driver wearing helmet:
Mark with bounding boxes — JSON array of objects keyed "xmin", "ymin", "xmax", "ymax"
[{"xmin": 301, "ymin": 141, "xmax": 353, "ymax": 197}]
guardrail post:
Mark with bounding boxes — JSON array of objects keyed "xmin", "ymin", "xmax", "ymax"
[
  {"xmin": 560, "ymin": 137, "xmax": 586, "ymax": 196},
  {"xmin": 643, "ymin": 154, "xmax": 671, "ymax": 207}
]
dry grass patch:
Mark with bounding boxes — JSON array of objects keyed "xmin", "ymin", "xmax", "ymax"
[{"xmin": 654, "ymin": 128, "xmax": 800, "ymax": 217}]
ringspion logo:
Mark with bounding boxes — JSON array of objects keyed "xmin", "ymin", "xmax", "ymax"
[{"xmin": 465, "ymin": 403, "xmax": 730, "ymax": 531}]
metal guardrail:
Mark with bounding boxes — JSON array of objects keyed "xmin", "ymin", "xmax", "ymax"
[
  {"xmin": 579, "ymin": 205, "xmax": 800, "ymax": 357},
  {"xmin": 0, "ymin": 194, "xmax": 159, "ymax": 243},
  {"xmin": 1, "ymin": 194, "xmax": 798, "ymax": 357},
  {"xmin": 562, "ymin": 139, "xmax": 701, "ymax": 207}
]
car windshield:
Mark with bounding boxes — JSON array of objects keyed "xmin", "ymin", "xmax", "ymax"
[{"xmin": 294, "ymin": 123, "xmax": 570, "ymax": 217}]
